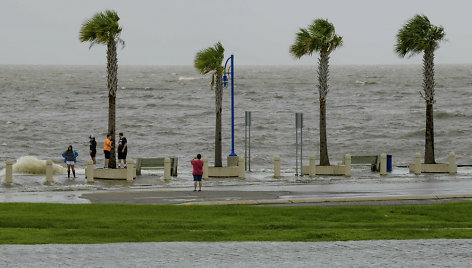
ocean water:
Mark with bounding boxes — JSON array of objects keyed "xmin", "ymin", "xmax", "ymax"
[{"xmin": 1, "ymin": 64, "xmax": 472, "ymax": 190}]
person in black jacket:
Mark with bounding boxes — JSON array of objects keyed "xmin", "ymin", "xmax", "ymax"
[{"xmin": 89, "ymin": 135, "xmax": 97, "ymax": 167}]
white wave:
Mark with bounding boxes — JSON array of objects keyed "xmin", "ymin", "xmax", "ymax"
[
  {"xmin": 12, "ymin": 156, "xmax": 66, "ymax": 175},
  {"xmin": 178, "ymin": 76, "xmax": 198, "ymax": 81},
  {"xmin": 355, "ymin": 80, "xmax": 376, "ymax": 85}
]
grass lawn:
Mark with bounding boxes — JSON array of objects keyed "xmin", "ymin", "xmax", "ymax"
[{"xmin": 1, "ymin": 202, "xmax": 472, "ymax": 244}]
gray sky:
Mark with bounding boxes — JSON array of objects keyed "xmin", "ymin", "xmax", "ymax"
[{"xmin": 1, "ymin": 0, "xmax": 471, "ymax": 66}]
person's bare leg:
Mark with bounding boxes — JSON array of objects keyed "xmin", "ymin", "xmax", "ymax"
[
  {"xmin": 194, "ymin": 181, "xmax": 197, "ymax": 191},
  {"xmin": 199, "ymin": 181, "xmax": 202, "ymax": 191}
]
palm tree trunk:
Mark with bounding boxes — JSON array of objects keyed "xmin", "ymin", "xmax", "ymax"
[
  {"xmin": 318, "ymin": 51, "xmax": 330, "ymax": 166},
  {"xmin": 425, "ymin": 103, "xmax": 435, "ymax": 164},
  {"xmin": 423, "ymin": 48, "xmax": 435, "ymax": 164},
  {"xmin": 214, "ymin": 73, "xmax": 223, "ymax": 167},
  {"xmin": 107, "ymin": 39, "xmax": 118, "ymax": 168}
]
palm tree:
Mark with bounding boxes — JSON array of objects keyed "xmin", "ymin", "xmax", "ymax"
[
  {"xmin": 80, "ymin": 10, "xmax": 124, "ymax": 168},
  {"xmin": 290, "ymin": 19, "xmax": 343, "ymax": 166},
  {"xmin": 395, "ymin": 14, "xmax": 445, "ymax": 164},
  {"xmin": 194, "ymin": 42, "xmax": 225, "ymax": 167}
]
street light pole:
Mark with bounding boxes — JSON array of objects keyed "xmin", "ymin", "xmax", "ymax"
[{"xmin": 224, "ymin": 54, "xmax": 237, "ymax": 157}]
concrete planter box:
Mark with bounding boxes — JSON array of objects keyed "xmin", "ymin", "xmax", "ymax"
[
  {"xmin": 302, "ymin": 165, "xmax": 347, "ymax": 176},
  {"xmin": 294, "ymin": 154, "xmax": 351, "ymax": 177},
  {"xmin": 91, "ymin": 168, "xmax": 136, "ymax": 180},
  {"xmin": 203, "ymin": 156, "xmax": 245, "ymax": 179},
  {"xmin": 409, "ymin": 152, "xmax": 457, "ymax": 174},
  {"xmin": 409, "ymin": 163, "xmax": 451, "ymax": 173},
  {"xmin": 208, "ymin": 167, "xmax": 240, "ymax": 177},
  {"xmin": 85, "ymin": 159, "xmax": 136, "ymax": 182}
]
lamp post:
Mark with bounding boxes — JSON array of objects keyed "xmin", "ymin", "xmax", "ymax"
[{"xmin": 223, "ymin": 54, "xmax": 237, "ymax": 157}]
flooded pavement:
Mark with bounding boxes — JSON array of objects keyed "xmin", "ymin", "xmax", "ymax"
[
  {"xmin": 2, "ymin": 178, "xmax": 472, "ymax": 205},
  {"xmin": 1, "ymin": 240, "xmax": 471, "ymax": 267}
]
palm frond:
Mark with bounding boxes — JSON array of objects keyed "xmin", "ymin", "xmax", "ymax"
[
  {"xmin": 394, "ymin": 14, "xmax": 445, "ymax": 58},
  {"xmin": 79, "ymin": 10, "xmax": 123, "ymax": 47},
  {"xmin": 194, "ymin": 42, "xmax": 225, "ymax": 75},
  {"xmin": 290, "ymin": 19, "xmax": 343, "ymax": 58}
]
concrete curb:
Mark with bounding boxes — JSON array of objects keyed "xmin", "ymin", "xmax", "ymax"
[{"xmin": 183, "ymin": 194, "xmax": 472, "ymax": 206}]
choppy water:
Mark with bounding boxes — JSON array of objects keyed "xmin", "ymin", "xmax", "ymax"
[{"xmin": 1, "ymin": 65, "xmax": 472, "ymax": 190}]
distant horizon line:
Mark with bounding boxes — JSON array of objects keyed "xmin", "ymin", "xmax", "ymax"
[{"xmin": 1, "ymin": 63, "xmax": 471, "ymax": 67}]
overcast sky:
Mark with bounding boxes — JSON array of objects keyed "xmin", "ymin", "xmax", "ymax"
[{"xmin": 1, "ymin": 0, "xmax": 471, "ymax": 66}]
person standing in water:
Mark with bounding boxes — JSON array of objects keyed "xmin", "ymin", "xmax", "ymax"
[
  {"xmin": 62, "ymin": 145, "xmax": 78, "ymax": 178},
  {"xmin": 117, "ymin": 132, "xmax": 127, "ymax": 168},
  {"xmin": 190, "ymin": 154, "xmax": 204, "ymax": 192},
  {"xmin": 103, "ymin": 134, "xmax": 112, "ymax": 168},
  {"xmin": 89, "ymin": 135, "xmax": 97, "ymax": 167}
]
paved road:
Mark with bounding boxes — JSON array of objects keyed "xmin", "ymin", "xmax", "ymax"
[{"xmin": 2, "ymin": 240, "xmax": 472, "ymax": 267}]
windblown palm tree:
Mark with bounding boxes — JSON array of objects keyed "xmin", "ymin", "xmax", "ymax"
[
  {"xmin": 80, "ymin": 10, "xmax": 124, "ymax": 168},
  {"xmin": 290, "ymin": 19, "xmax": 343, "ymax": 166},
  {"xmin": 194, "ymin": 42, "xmax": 225, "ymax": 167},
  {"xmin": 395, "ymin": 14, "xmax": 445, "ymax": 164}
]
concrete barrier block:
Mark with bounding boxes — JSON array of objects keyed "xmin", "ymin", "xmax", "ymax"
[
  {"xmin": 227, "ymin": 156, "xmax": 239, "ymax": 167},
  {"xmin": 344, "ymin": 154, "xmax": 351, "ymax": 177},
  {"xmin": 449, "ymin": 152, "xmax": 457, "ymax": 174},
  {"xmin": 86, "ymin": 160, "xmax": 94, "ymax": 183},
  {"xmin": 164, "ymin": 157, "xmax": 171, "ymax": 180},
  {"xmin": 5, "ymin": 159, "xmax": 13, "ymax": 183},
  {"xmin": 238, "ymin": 156, "xmax": 245, "ymax": 179},
  {"xmin": 414, "ymin": 152, "xmax": 422, "ymax": 175},
  {"xmin": 274, "ymin": 155, "xmax": 280, "ymax": 178},
  {"xmin": 380, "ymin": 153, "xmax": 387, "ymax": 176},
  {"xmin": 309, "ymin": 155, "xmax": 316, "ymax": 177},
  {"xmin": 45, "ymin": 159, "xmax": 54, "ymax": 183}
]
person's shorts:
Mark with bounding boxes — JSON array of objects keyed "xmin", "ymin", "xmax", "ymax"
[
  {"xmin": 118, "ymin": 151, "xmax": 127, "ymax": 160},
  {"xmin": 90, "ymin": 150, "xmax": 96, "ymax": 158},
  {"xmin": 104, "ymin": 150, "xmax": 110, "ymax": 159},
  {"xmin": 66, "ymin": 161, "xmax": 75, "ymax": 165},
  {"xmin": 193, "ymin": 175, "xmax": 202, "ymax": 181}
]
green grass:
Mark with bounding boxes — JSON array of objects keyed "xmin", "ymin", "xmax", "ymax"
[{"xmin": 1, "ymin": 202, "xmax": 472, "ymax": 244}]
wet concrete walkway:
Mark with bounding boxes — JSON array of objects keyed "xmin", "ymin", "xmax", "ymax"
[
  {"xmin": 1, "ymin": 180, "xmax": 472, "ymax": 205},
  {"xmin": 80, "ymin": 180, "xmax": 472, "ymax": 205}
]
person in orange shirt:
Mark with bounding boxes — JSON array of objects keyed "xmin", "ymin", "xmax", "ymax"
[{"xmin": 103, "ymin": 134, "xmax": 112, "ymax": 168}]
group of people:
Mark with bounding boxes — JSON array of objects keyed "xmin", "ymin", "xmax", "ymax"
[
  {"xmin": 61, "ymin": 132, "xmax": 205, "ymax": 191},
  {"xmin": 100, "ymin": 132, "xmax": 128, "ymax": 169},
  {"xmin": 61, "ymin": 132, "xmax": 128, "ymax": 178}
]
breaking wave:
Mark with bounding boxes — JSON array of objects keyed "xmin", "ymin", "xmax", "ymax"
[{"xmin": 12, "ymin": 156, "xmax": 66, "ymax": 175}]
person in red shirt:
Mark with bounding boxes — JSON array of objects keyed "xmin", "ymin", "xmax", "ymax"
[{"xmin": 191, "ymin": 154, "xmax": 204, "ymax": 192}]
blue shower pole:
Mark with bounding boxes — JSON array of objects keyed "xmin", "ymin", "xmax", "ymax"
[{"xmin": 224, "ymin": 54, "xmax": 237, "ymax": 157}]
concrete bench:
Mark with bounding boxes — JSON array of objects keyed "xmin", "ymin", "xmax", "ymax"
[
  {"xmin": 350, "ymin": 155, "xmax": 379, "ymax": 171},
  {"xmin": 136, "ymin": 157, "xmax": 178, "ymax": 176}
]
